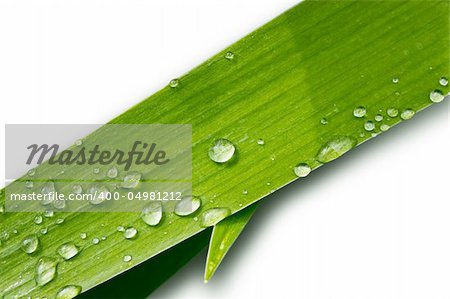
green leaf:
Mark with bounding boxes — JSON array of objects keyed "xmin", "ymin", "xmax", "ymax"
[
  {"xmin": 205, "ymin": 203, "xmax": 258, "ymax": 283},
  {"xmin": 1, "ymin": 0, "xmax": 449, "ymax": 297}
]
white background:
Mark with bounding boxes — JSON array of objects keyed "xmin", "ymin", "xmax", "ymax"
[{"xmin": 1, "ymin": 1, "xmax": 449, "ymax": 298}]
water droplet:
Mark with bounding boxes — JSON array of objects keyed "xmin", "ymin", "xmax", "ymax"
[
  {"xmin": 117, "ymin": 226, "xmax": 125, "ymax": 232},
  {"xmin": 208, "ymin": 139, "xmax": 235, "ymax": 163},
  {"xmin": 106, "ymin": 167, "xmax": 118, "ymax": 178},
  {"xmin": 320, "ymin": 118, "xmax": 328, "ymax": 125},
  {"xmin": 400, "ymin": 109, "xmax": 415, "ymax": 120},
  {"xmin": 55, "ymin": 218, "xmax": 64, "ymax": 224},
  {"xmin": 392, "ymin": 77, "xmax": 399, "ymax": 84},
  {"xmin": 41, "ymin": 182, "xmax": 55, "ymax": 206},
  {"xmin": 242, "ymin": 189, "xmax": 248, "ymax": 195},
  {"xmin": 124, "ymin": 227, "xmax": 138, "ymax": 239},
  {"xmin": 257, "ymin": 139, "xmax": 265, "ymax": 145},
  {"xmin": 386, "ymin": 107, "xmax": 399, "ymax": 118},
  {"xmin": 439, "ymin": 76, "xmax": 448, "ymax": 87},
  {"xmin": 53, "ymin": 199, "xmax": 66, "ymax": 210},
  {"xmin": 36, "ymin": 257, "xmax": 58, "ymax": 286},
  {"xmin": 225, "ymin": 51, "xmax": 235, "ymax": 60},
  {"xmin": 193, "ymin": 216, "xmax": 199, "ymax": 222},
  {"xmin": 71, "ymin": 185, "xmax": 82, "ymax": 195},
  {"xmin": 56, "ymin": 285, "xmax": 82, "ymax": 299},
  {"xmin": 92, "ymin": 238, "xmax": 100, "ymax": 245},
  {"xmin": 74, "ymin": 139, "xmax": 83, "ymax": 146},
  {"xmin": 40, "ymin": 228, "xmax": 48, "ymax": 235},
  {"xmin": 174, "ymin": 196, "xmax": 201, "ymax": 216},
  {"xmin": 22, "ymin": 235, "xmax": 39, "ymax": 254},
  {"xmin": 169, "ymin": 79, "xmax": 179, "ymax": 88},
  {"xmin": 353, "ymin": 106, "xmax": 367, "ymax": 118},
  {"xmin": 93, "ymin": 168, "xmax": 100, "ymax": 174},
  {"xmin": 101, "ymin": 236, "xmax": 107, "ymax": 241},
  {"xmin": 121, "ymin": 172, "xmax": 141, "ymax": 189},
  {"xmin": 34, "ymin": 215, "xmax": 43, "ymax": 225},
  {"xmin": 28, "ymin": 168, "xmax": 36, "ymax": 176},
  {"xmin": 123, "ymin": 255, "xmax": 132, "ymax": 263},
  {"xmin": 294, "ymin": 163, "xmax": 312, "ymax": 178},
  {"xmin": 316, "ymin": 136, "xmax": 357, "ymax": 163},
  {"xmin": 87, "ymin": 184, "xmax": 110, "ymax": 205},
  {"xmin": 380, "ymin": 124, "xmax": 390, "ymax": 132},
  {"xmin": 429, "ymin": 89, "xmax": 445, "ymax": 103},
  {"xmin": 44, "ymin": 210, "xmax": 54, "ymax": 218},
  {"xmin": 80, "ymin": 233, "xmax": 87, "ymax": 240},
  {"xmin": 140, "ymin": 202, "xmax": 163, "ymax": 226},
  {"xmin": 57, "ymin": 242, "xmax": 79, "ymax": 260},
  {"xmin": 200, "ymin": 208, "xmax": 231, "ymax": 227},
  {"xmin": 374, "ymin": 114, "xmax": 383, "ymax": 122},
  {"xmin": 25, "ymin": 180, "xmax": 34, "ymax": 189},
  {"xmin": 364, "ymin": 121, "xmax": 375, "ymax": 132}
]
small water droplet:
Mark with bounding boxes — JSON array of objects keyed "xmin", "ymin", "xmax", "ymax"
[
  {"xmin": 380, "ymin": 124, "xmax": 390, "ymax": 132},
  {"xmin": 106, "ymin": 167, "xmax": 118, "ymax": 178},
  {"xmin": 174, "ymin": 196, "xmax": 201, "ymax": 216},
  {"xmin": 123, "ymin": 255, "xmax": 132, "ymax": 263},
  {"xmin": 44, "ymin": 210, "xmax": 54, "ymax": 218},
  {"xmin": 34, "ymin": 215, "xmax": 43, "ymax": 225},
  {"xmin": 386, "ymin": 107, "xmax": 399, "ymax": 118},
  {"xmin": 22, "ymin": 235, "xmax": 39, "ymax": 254},
  {"xmin": 200, "ymin": 208, "xmax": 231, "ymax": 227},
  {"xmin": 53, "ymin": 199, "xmax": 66, "ymax": 210},
  {"xmin": 374, "ymin": 114, "xmax": 383, "ymax": 122},
  {"xmin": 257, "ymin": 139, "xmax": 265, "ymax": 145},
  {"xmin": 364, "ymin": 121, "xmax": 375, "ymax": 132},
  {"xmin": 429, "ymin": 89, "xmax": 445, "ymax": 103},
  {"xmin": 72, "ymin": 185, "xmax": 82, "ymax": 195},
  {"xmin": 56, "ymin": 285, "xmax": 82, "ymax": 299},
  {"xmin": 41, "ymin": 182, "xmax": 55, "ymax": 206},
  {"xmin": 121, "ymin": 172, "xmax": 142, "ymax": 189},
  {"xmin": 92, "ymin": 238, "xmax": 100, "ymax": 245},
  {"xmin": 75, "ymin": 139, "xmax": 83, "ymax": 146},
  {"xmin": 294, "ymin": 163, "xmax": 312, "ymax": 178},
  {"xmin": 193, "ymin": 217, "xmax": 199, "ymax": 222},
  {"xmin": 87, "ymin": 184, "xmax": 110, "ymax": 205},
  {"xmin": 353, "ymin": 106, "xmax": 367, "ymax": 118},
  {"xmin": 25, "ymin": 180, "xmax": 34, "ymax": 189},
  {"xmin": 439, "ymin": 76, "xmax": 448, "ymax": 87},
  {"xmin": 140, "ymin": 202, "xmax": 163, "ymax": 226},
  {"xmin": 225, "ymin": 51, "xmax": 235, "ymax": 60},
  {"xmin": 169, "ymin": 79, "xmax": 179, "ymax": 88},
  {"xmin": 40, "ymin": 228, "xmax": 48, "ymax": 235},
  {"xmin": 57, "ymin": 242, "xmax": 79, "ymax": 260},
  {"xmin": 124, "ymin": 227, "xmax": 138, "ymax": 239},
  {"xmin": 242, "ymin": 189, "xmax": 248, "ymax": 195},
  {"xmin": 208, "ymin": 139, "xmax": 235, "ymax": 163},
  {"xmin": 400, "ymin": 109, "xmax": 415, "ymax": 120},
  {"xmin": 117, "ymin": 226, "xmax": 125, "ymax": 232},
  {"xmin": 55, "ymin": 218, "xmax": 64, "ymax": 224},
  {"xmin": 392, "ymin": 77, "xmax": 399, "ymax": 84},
  {"xmin": 93, "ymin": 168, "xmax": 100, "ymax": 174},
  {"xmin": 28, "ymin": 168, "xmax": 36, "ymax": 176},
  {"xmin": 80, "ymin": 233, "xmax": 87, "ymax": 240},
  {"xmin": 36, "ymin": 257, "xmax": 58, "ymax": 286},
  {"xmin": 316, "ymin": 136, "xmax": 357, "ymax": 163},
  {"xmin": 320, "ymin": 118, "xmax": 328, "ymax": 125}
]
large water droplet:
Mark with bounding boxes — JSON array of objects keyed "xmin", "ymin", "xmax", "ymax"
[
  {"xmin": 429, "ymin": 89, "xmax": 445, "ymax": 103},
  {"xmin": 72, "ymin": 185, "xmax": 83, "ymax": 194},
  {"xmin": 140, "ymin": 202, "xmax": 163, "ymax": 226},
  {"xmin": 294, "ymin": 163, "xmax": 312, "ymax": 178},
  {"xmin": 386, "ymin": 107, "xmax": 399, "ymax": 118},
  {"xmin": 316, "ymin": 136, "xmax": 357, "ymax": 163},
  {"xmin": 121, "ymin": 172, "xmax": 141, "ymax": 189},
  {"xmin": 22, "ymin": 235, "xmax": 39, "ymax": 254},
  {"xmin": 364, "ymin": 121, "xmax": 375, "ymax": 132},
  {"xmin": 87, "ymin": 184, "xmax": 110, "ymax": 205},
  {"xmin": 439, "ymin": 76, "xmax": 448, "ymax": 87},
  {"xmin": 41, "ymin": 182, "xmax": 55, "ymax": 206},
  {"xmin": 53, "ymin": 199, "xmax": 66, "ymax": 210},
  {"xmin": 200, "ymin": 208, "xmax": 231, "ymax": 227},
  {"xmin": 374, "ymin": 114, "xmax": 383, "ymax": 122},
  {"xmin": 169, "ymin": 79, "xmax": 179, "ymax": 88},
  {"xmin": 56, "ymin": 285, "xmax": 82, "ymax": 299},
  {"xmin": 107, "ymin": 167, "xmax": 118, "ymax": 178},
  {"xmin": 57, "ymin": 242, "xmax": 79, "ymax": 260},
  {"xmin": 400, "ymin": 109, "xmax": 415, "ymax": 120},
  {"xmin": 44, "ymin": 210, "xmax": 54, "ymax": 218},
  {"xmin": 174, "ymin": 196, "xmax": 201, "ymax": 216},
  {"xmin": 124, "ymin": 227, "xmax": 138, "ymax": 239},
  {"xmin": 34, "ymin": 215, "xmax": 43, "ymax": 225},
  {"xmin": 380, "ymin": 124, "xmax": 390, "ymax": 132},
  {"xmin": 208, "ymin": 139, "xmax": 235, "ymax": 163},
  {"xmin": 353, "ymin": 106, "xmax": 367, "ymax": 118},
  {"xmin": 225, "ymin": 51, "xmax": 235, "ymax": 60},
  {"xmin": 92, "ymin": 238, "xmax": 100, "ymax": 245},
  {"xmin": 36, "ymin": 257, "xmax": 58, "ymax": 286}
]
